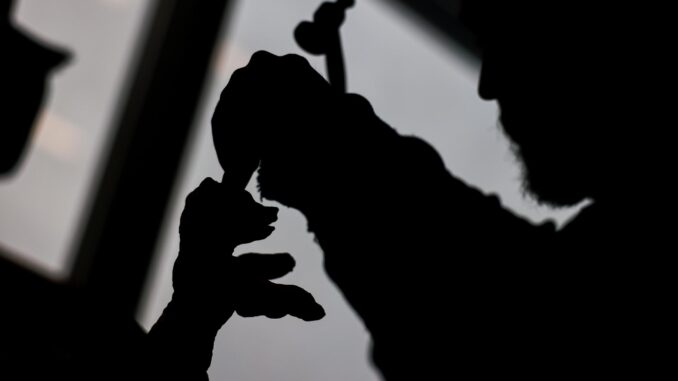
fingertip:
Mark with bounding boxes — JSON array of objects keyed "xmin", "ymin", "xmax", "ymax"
[
  {"xmin": 264, "ymin": 252, "xmax": 296, "ymax": 271},
  {"xmin": 297, "ymin": 302, "xmax": 326, "ymax": 321},
  {"xmin": 261, "ymin": 206, "xmax": 279, "ymax": 223},
  {"xmin": 264, "ymin": 310, "xmax": 287, "ymax": 319},
  {"xmin": 310, "ymin": 302, "xmax": 326, "ymax": 320},
  {"xmin": 235, "ymin": 252, "xmax": 295, "ymax": 280},
  {"xmin": 250, "ymin": 225, "xmax": 275, "ymax": 242},
  {"xmin": 277, "ymin": 252, "xmax": 296, "ymax": 269}
]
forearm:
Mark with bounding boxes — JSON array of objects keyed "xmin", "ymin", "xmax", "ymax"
[{"xmin": 147, "ymin": 296, "xmax": 224, "ymax": 380}]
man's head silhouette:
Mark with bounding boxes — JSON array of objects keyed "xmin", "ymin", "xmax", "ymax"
[
  {"xmin": 1, "ymin": 0, "xmax": 69, "ymax": 175},
  {"xmin": 464, "ymin": 2, "xmax": 662, "ymax": 208}
]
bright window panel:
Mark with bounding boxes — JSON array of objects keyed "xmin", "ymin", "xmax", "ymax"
[{"xmin": 0, "ymin": 0, "xmax": 154, "ymax": 278}]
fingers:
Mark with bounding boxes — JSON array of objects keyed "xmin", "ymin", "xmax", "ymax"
[
  {"xmin": 235, "ymin": 253, "xmax": 295, "ymax": 280},
  {"xmin": 180, "ymin": 178, "xmax": 325, "ymax": 323},
  {"xmin": 227, "ymin": 188, "xmax": 278, "ymax": 245},
  {"xmin": 278, "ymin": 284, "xmax": 325, "ymax": 321},
  {"xmin": 235, "ymin": 281, "xmax": 325, "ymax": 321},
  {"xmin": 234, "ymin": 51, "xmax": 327, "ymax": 94},
  {"xmin": 233, "ymin": 251, "xmax": 317, "ymax": 321},
  {"xmin": 235, "ymin": 220, "xmax": 275, "ymax": 245},
  {"xmin": 181, "ymin": 177, "xmax": 279, "ymax": 246}
]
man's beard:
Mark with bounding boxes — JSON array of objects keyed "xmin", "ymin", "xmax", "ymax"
[
  {"xmin": 511, "ymin": 143, "xmax": 588, "ymax": 208},
  {"xmin": 501, "ymin": 115, "xmax": 590, "ymax": 209}
]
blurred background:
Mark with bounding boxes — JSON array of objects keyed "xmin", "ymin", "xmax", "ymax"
[
  {"xmin": 0, "ymin": 0, "xmax": 153, "ymax": 277},
  {"xmin": 0, "ymin": 1, "xmax": 579, "ymax": 380}
]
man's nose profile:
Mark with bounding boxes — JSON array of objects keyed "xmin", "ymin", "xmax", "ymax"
[{"xmin": 477, "ymin": 57, "xmax": 499, "ymax": 101}]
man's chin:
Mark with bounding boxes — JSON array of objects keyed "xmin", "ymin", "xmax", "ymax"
[
  {"xmin": 521, "ymin": 174, "xmax": 588, "ymax": 209},
  {"xmin": 514, "ymin": 147, "xmax": 589, "ymax": 209}
]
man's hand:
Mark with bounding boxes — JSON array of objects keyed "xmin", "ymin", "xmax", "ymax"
[
  {"xmin": 172, "ymin": 177, "xmax": 324, "ymax": 328},
  {"xmin": 211, "ymin": 51, "xmax": 339, "ymax": 190},
  {"xmin": 211, "ymin": 51, "xmax": 395, "ymax": 210}
]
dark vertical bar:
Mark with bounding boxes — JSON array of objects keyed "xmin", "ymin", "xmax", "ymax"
[{"xmin": 72, "ymin": 0, "xmax": 234, "ymax": 315}]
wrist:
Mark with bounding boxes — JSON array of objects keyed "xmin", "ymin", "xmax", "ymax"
[
  {"xmin": 166, "ymin": 291, "xmax": 234, "ymax": 332},
  {"xmin": 148, "ymin": 297, "xmax": 224, "ymax": 374}
]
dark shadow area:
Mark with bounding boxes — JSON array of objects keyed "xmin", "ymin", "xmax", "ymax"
[
  {"xmin": 2, "ymin": 0, "xmax": 673, "ymax": 379},
  {"xmin": 1, "ymin": 2, "xmax": 148, "ymax": 378},
  {"xmin": 212, "ymin": 1, "xmax": 673, "ymax": 379}
]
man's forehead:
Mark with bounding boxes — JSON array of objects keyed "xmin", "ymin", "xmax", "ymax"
[
  {"xmin": 463, "ymin": 3, "xmax": 559, "ymax": 30},
  {"xmin": 460, "ymin": 2, "xmax": 606, "ymax": 43}
]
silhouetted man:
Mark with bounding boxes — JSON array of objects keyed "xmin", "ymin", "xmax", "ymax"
[
  {"xmin": 1, "ymin": 1, "xmax": 322, "ymax": 379},
  {"xmin": 212, "ymin": 1, "xmax": 673, "ymax": 379}
]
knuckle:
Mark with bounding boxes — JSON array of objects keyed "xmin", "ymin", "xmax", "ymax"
[{"xmin": 250, "ymin": 50, "xmax": 278, "ymax": 65}]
